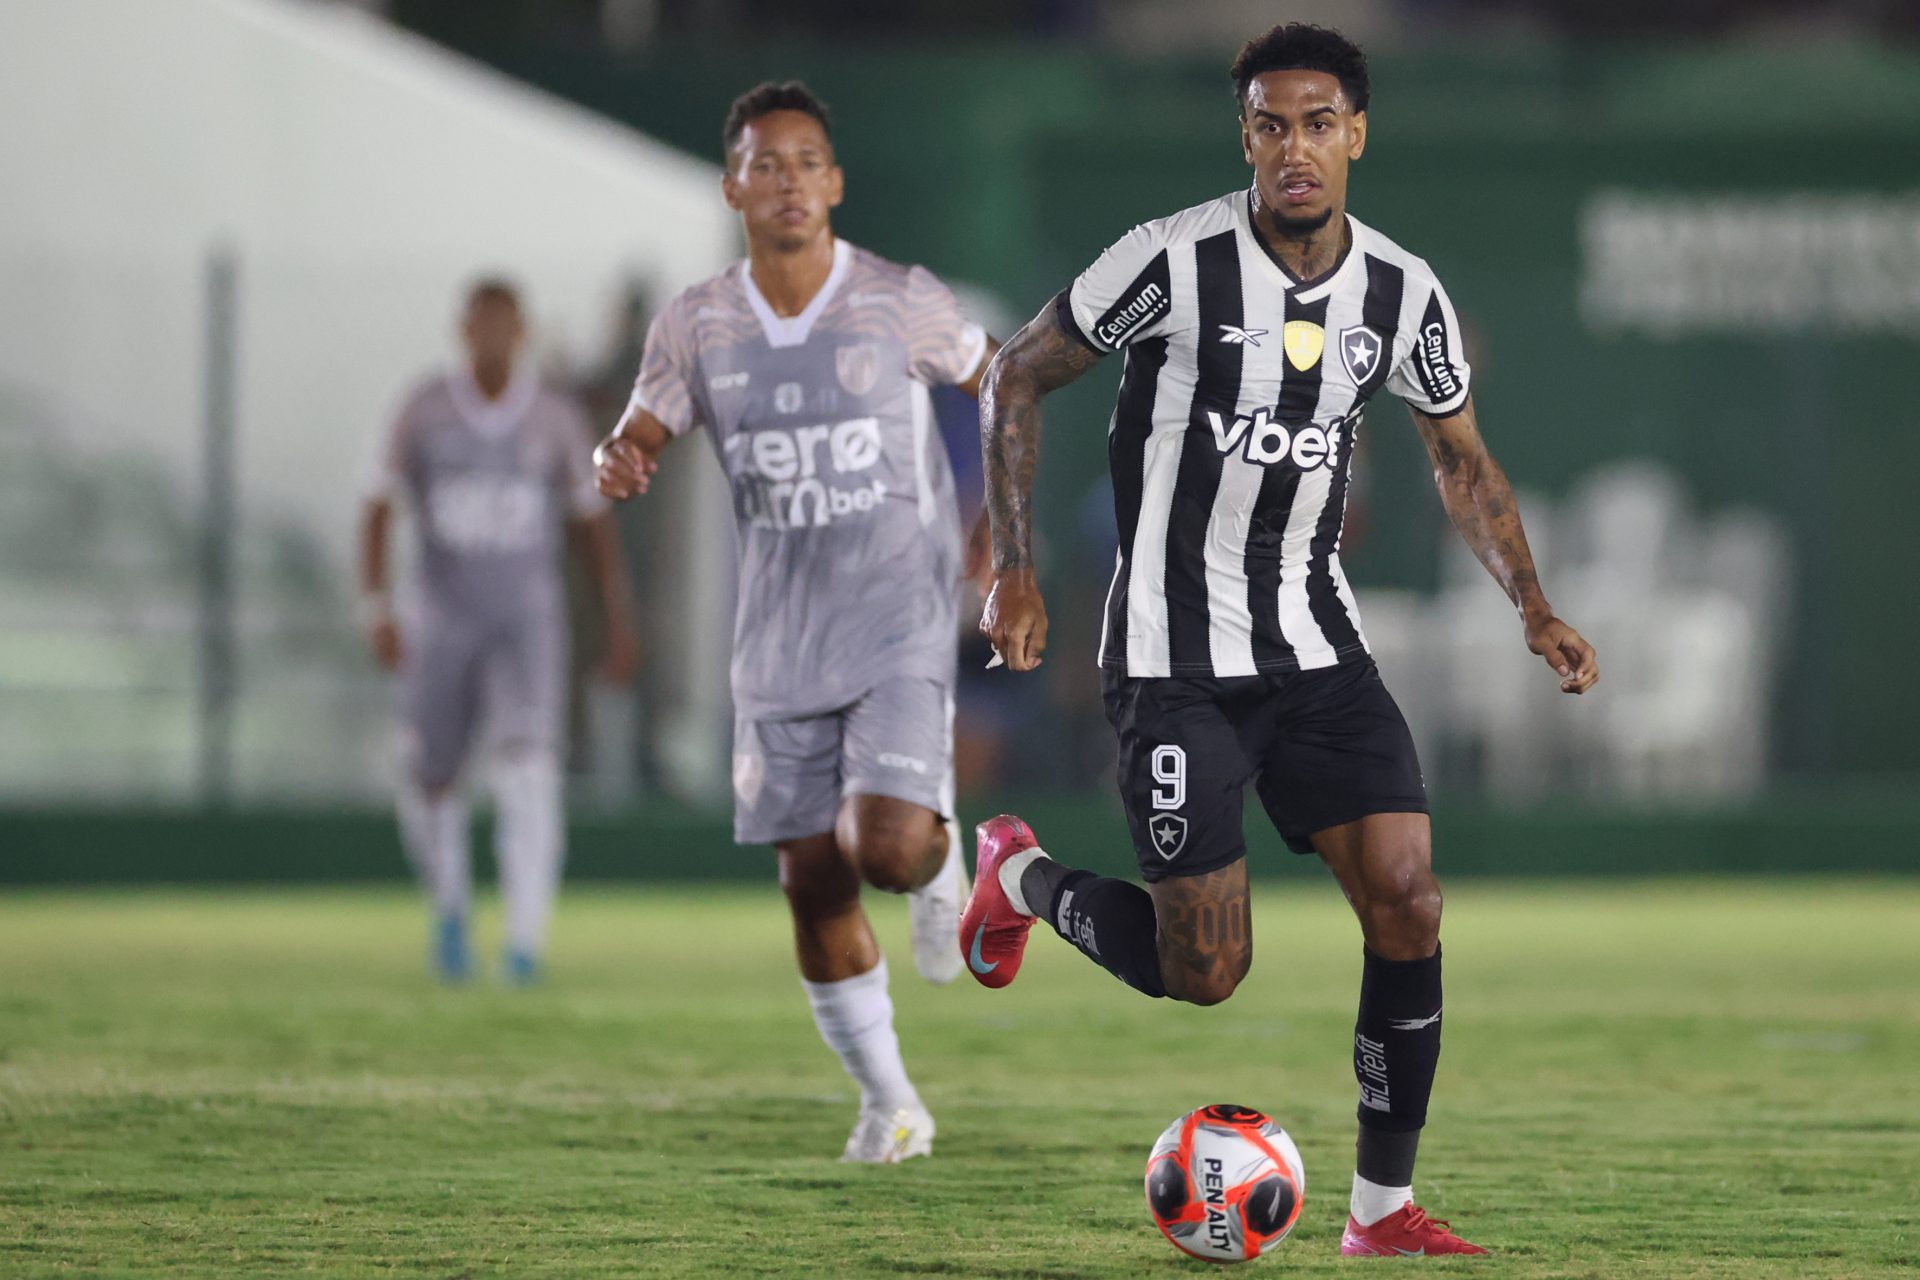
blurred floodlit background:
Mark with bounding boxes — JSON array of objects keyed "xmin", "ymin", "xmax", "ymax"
[{"xmin": 4, "ymin": 0, "xmax": 1918, "ymax": 882}]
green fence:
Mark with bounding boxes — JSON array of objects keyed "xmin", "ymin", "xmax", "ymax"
[{"xmin": 5, "ymin": 792, "xmax": 1916, "ymax": 884}]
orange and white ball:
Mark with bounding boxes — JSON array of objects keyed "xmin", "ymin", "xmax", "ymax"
[{"xmin": 1145, "ymin": 1104, "xmax": 1305, "ymax": 1263}]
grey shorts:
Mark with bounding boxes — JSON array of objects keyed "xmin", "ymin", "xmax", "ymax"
[
  {"xmin": 731, "ymin": 676, "xmax": 954, "ymax": 846},
  {"xmin": 400, "ymin": 611, "xmax": 565, "ymax": 790}
]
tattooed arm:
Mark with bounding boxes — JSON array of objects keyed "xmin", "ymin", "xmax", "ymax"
[
  {"xmin": 1410, "ymin": 394, "xmax": 1599, "ymax": 694},
  {"xmin": 977, "ymin": 300, "xmax": 1105, "ymax": 670}
]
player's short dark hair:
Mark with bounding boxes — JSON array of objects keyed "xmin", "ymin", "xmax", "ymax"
[
  {"xmin": 722, "ymin": 81, "xmax": 832, "ymax": 156},
  {"xmin": 465, "ymin": 276, "xmax": 521, "ymax": 311},
  {"xmin": 1230, "ymin": 23, "xmax": 1370, "ymax": 115}
]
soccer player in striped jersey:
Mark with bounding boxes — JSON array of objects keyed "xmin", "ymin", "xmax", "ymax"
[
  {"xmin": 960, "ymin": 24, "xmax": 1598, "ymax": 1257},
  {"xmin": 593, "ymin": 83, "xmax": 995, "ymax": 1163}
]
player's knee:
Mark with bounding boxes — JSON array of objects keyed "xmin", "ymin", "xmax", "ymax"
[
  {"xmin": 1163, "ymin": 949, "xmax": 1251, "ymax": 1007},
  {"xmin": 1363, "ymin": 873, "xmax": 1443, "ymax": 959},
  {"xmin": 849, "ymin": 829, "xmax": 927, "ymax": 894},
  {"xmin": 840, "ymin": 810, "xmax": 939, "ymax": 894}
]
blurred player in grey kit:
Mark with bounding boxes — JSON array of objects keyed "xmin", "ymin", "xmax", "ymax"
[
  {"xmin": 594, "ymin": 82, "xmax": 993, "ymax": 1162},
  {"xmin": 360, "ymin": 279, "xmax": 639, "ymax": 983}
]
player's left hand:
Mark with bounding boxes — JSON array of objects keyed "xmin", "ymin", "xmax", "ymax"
[{"xmin": 1525, "ymin": 615, "xmax": 1599, "ymax": 694}]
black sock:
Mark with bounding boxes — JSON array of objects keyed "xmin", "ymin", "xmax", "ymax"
[
  {"xmin": 1352, "ymin": 945, "xmax": 1442, "ymax": 1186},
  {"xmin": 1030, "ymin": 866, "xmax": 1167, "ymax": 999}
]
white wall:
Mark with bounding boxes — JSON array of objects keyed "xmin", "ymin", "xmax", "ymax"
[
  {"xmin": 0, "ymin": 0, "xmax": 733, "ymax": 546},
  {"xmin": 0, "ymin": 0, "xmax": 740, "ymax": 801}
]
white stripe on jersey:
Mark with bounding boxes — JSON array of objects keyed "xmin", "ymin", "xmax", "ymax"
[
  {"xmin": 909, "ymin": 380, "xmax": 937, "ymax": 527},
  {"xmin": 1123, "ymin": 427, "xmax": 1180, "ymax": 674},
  {"xmin": 1071, "ymin": 190, "xmax": 1473, "ymax": 680}
]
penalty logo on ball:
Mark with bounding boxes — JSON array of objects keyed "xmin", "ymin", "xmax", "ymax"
[{"xmin": 1144, "ymin": 1103, "xmax": 1304, "ymax": 1263}]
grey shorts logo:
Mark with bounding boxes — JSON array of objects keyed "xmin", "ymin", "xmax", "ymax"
[{"xmin": 877, "ymin": 751, "xmax": 928, "ymax": 774}]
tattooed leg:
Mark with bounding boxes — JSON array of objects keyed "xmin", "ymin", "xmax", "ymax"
[{"xmin": 1149, "ymin": 862, "xmax": 1253, "ymax": 1006}]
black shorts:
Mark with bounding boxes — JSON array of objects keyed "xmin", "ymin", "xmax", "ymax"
[{"xmin": 1102, "ymin": 660, "xmax": 1428, "ymax": 881}]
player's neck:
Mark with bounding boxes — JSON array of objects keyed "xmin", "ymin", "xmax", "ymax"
[
  {"xmin": 469, "ymin": 358, "xmax": 513, "ymax": 400},
  {"xmin": 746, "ymin": 231, "xmax": 837, "ymax": 318},
  {"xmin": 1248, "ymin": 193, "xmax": 1350, "ymax": 283}
]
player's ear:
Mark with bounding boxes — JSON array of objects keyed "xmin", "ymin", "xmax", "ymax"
[
  {"xmin": 721, "ymin": 168, "xmax": 744, "ymax": 212},
  {"xmin": 826, "ymin": 161, "xmax": 845, "ymax": 211},
  {"xmin": 1239, "ymin": 111, "xmax": 1255, "ymax": 166},
  {"xmin": 1349, "ymin": 109, "xmax": 1367, "ymax": 162}
]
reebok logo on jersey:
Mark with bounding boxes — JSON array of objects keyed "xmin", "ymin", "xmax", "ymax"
[
  {"xmin": 1205, "ymin": 408, "xmax": 1338, "ymax": 471},
  {"xmin": 1216, "ymin": 324, "xmax": 1267, "ymax": 346}
]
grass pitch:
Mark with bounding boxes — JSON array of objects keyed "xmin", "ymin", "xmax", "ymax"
[{"xmin": 2, "ymin": 877, "xmax": 1917, "ymax": 1278}]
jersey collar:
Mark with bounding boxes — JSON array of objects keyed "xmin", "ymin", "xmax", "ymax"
[
  {"xmin": 1238, "ymin": 190, "xmax": 1360, "ymax": 303},
  {"xmin": 446, "ymin": 359, "xmax": 540, "ymax": 437},
  {"xmin": 740, "ymin": 238, "xmax": 851, "ymax": 349}
]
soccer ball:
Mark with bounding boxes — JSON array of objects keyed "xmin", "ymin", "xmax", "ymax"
[{"xmin": 1145, "ymin": 1104, "xmax": 1305, "ymax": 1263}]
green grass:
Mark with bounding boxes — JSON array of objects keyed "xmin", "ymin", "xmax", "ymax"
[{"xmin": 2, "ymin": 879, "xmax": 1917, "ymax": 1277}]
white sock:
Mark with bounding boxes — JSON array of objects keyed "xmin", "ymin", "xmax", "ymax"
[
  {"xmin": 492, "ymin": 751, "xmax": 564, "ymax": 956},
  {"xmin": 1350, "ymin": 1173, "xmax": 1414, "ymax": 1227},
  {"xmin": 801, "ymin": 958, "xmax": 921, "ymax": 1114},
  {"xmin": 997, "ymin": 847, "xmax": 1049, "ymax": 917},
  {"xmin": 399, "ymin": 783, "xmax": 471, "ymax": 920}
]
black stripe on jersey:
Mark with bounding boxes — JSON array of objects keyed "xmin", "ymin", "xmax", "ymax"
[
  {"xmin": 1103, "ymin": 334, "xmax": 1170, "ymax": 666},
  {"xmin": 1303, "ymin": 408, "xmax": 1365, "ymax": 655},
  {"xmin": 1245, "ymin": 290, "xmax": 1330, "ymax": 670},
  {"xmin": 1164, "ymin": 230, "xmax": 1245, "ymax": 671},
  {"xmin": 1411, "ymin": 289, "xmax": 1466, "ymax": 409},
  {"xmin": 1085, "ymin": 250, "xmax": 1172, "ymax": 353},
  {"xmin": 1352, "ymin": 255, "xmax": 1405, "ymax": 403}
]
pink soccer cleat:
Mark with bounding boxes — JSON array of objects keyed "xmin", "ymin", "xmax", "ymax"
[
  {"xmin": 1341, "ymin": 1204, "xmax": 1488, "ymax": 1257},
  {"xmin": 957, "ymin": 815, "xmax": 1040, "ymax": 990}
]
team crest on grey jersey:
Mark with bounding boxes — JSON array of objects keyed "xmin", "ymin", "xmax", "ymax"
[
  {"xmin": 1339, "ymin": 324, "xmax": 1386, "ymax": 384},
  {"xmin": 835, "ymin": 343, "xmax": 882, "ymax": 397}
]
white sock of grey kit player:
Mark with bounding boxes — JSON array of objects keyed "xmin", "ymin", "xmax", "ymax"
[
  {"xmin": 492, "ymin": 750, "xmax": 564, "ymax": 958},
  {"xmin": 801, "ymin": 957, "xmax": 922, "ymax": 1114},
  {"xmin": 397, "ymin": 783, "xmax": 471, "ymax": 920}
]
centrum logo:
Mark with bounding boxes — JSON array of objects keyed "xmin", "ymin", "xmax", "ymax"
[
  {"xmin": 1416, "ymin": 320, "xmax": 1459, "ymax": 400},
  {"xmin": 1204, "ymin": 407, "xmax": 1342, "ymax": 470},
  {"xmin": 1095, "ymin": 281, "xmax": 1167, "ymax": 346}
]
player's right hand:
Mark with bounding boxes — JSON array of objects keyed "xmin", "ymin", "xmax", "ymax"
[
  {"xmin": 593, "ymin": 434, "xmax": 659, "ymax": 500},
  {"xmin": 368, "ymin": 617, "xmax": 403, "ymax": 671},
  {"xmin": 980, "ymin": 570, "xmax": 1048, "ymax": 671}
]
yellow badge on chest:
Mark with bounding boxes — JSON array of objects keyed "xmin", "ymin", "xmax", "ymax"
[{"xmin": 1283, "ymin": 321, "xmax": 1325, "ymax": 372}]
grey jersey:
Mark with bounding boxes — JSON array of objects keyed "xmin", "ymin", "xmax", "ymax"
[
  {"xmin": 379, "ymin": 365, "xmax": 607, "ymax": 623},
  {"xmin": 630, "ymin": 240, "xmax": 988, "ymax": 719}
]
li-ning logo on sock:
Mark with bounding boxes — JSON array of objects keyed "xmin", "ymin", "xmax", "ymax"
[
  {"xmin": 1356, "ymin": 1032, "xmax": 1391, "ymax": 1112},
  {"xmin": 1388, "ymin": 1008, "xmax": 1442, "ymax": 1032}
]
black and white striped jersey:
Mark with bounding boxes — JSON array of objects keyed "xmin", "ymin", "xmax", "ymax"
[{"xmin": 1059, "ymin": 190, "xmax": 1472, "ymax": 679}]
